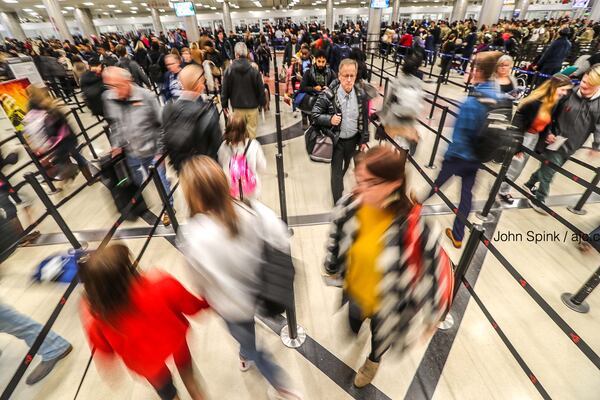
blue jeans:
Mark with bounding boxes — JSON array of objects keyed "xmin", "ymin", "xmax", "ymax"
[
  {"xmin": 225, "ymin": 319, "xmax": 286, "ymax": 389},
  {"xmin": 126, "ymin": 155, "xmax": 172, "ymax": 205},
  {"xmin": 0, "ymin": 302, "xmax": 71, "ymax": 361}
]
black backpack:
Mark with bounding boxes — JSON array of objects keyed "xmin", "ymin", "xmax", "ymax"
[
  {"xmin": 148, "ymin": 54, "xmax": 164, "ymax": 84},
  {"xmin": 472, "ymin": 93, "xmax": 519, "ymax": 163}
]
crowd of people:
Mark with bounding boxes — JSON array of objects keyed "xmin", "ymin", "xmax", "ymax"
[{"xmin": 0, "ymin": 13, "xmax": 599, "ymax": 400}]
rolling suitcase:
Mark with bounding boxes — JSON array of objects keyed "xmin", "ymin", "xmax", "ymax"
[{"xmin": 98, "ymin": 154, "xmax": 148, "ymax": 221}]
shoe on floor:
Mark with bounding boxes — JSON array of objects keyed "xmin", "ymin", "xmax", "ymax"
[
  {"xmin": 239, "ymin": 357, "xmax": 255, "ymax": 372},
  {"xmin": 528, "ymin": 199, "xmax": 547, "ymax": 215},
  {"xmin": 499, "ymin": 193, "xmax": 514, "ymax": 205},
  {"xmin": 445, "ymin": 228, "xmax": 462, "ymax": 249},
  {"xmin": 162, "ymin": 213, "xmax": 171, "ymax": 227},
  {"xmin": 353, "ymin": 358, "xmax": 380, "ymax": 388},
  {"xmin": 524, "ymin": 183, "xmax": 537, "ymax": 196},
  {"xmin": 267, "ymin": 386, "xmax": 303, "ymax": 400},
  {"xmin": 26, "ymin": 344, "xmax": 73, "ymax": 385}
]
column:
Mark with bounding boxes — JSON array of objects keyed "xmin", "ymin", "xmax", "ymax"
[
  {"xmin": 74, "ymin": 8, "xmax": 98, "ymax": 40},
  {"xmin": 514, "ymin": 0, "xmax": 530, "ymax": 19},
  {"xmin": 367, "ymin": 7, "xmax": 382, "ymax": 52},
  {"xmin": 478, "ymin": 0, "xmax": 503, "ymax": 28},
  {"xmin": 450, "ymin": 0, "xmax": 468, "ymax": 22},
  {"xmin": 590, "ymin": 0, "xmax": 600, "ymax": 23},
  {"xmin": 150, "ymin": 8, "xmax": 164, "ymax": 34},
  {"xmin": 391, "ymin": 0, "xmax": 400, "ymax": 24},
  {"xmin": 42, "ymin": 0, "xmax": 74, "ymax": 42},
  {"xmin": 222, "ymin": 1, "xmax": 233, "ymax": 33},
  {"xmin": 183, "ymin": 15, "xmax": 200, "ymax": 44},
  {"xmin": 0, "ymin": 12, "xmax": 26, "ymax": 41},
  {"xmin": 326, "ymin": 0, "xmax": 334, "ymax": 32}
]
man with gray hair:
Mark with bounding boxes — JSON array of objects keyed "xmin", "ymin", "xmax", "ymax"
[
  {"xmin": 221, "ymin": 41, "xmax": 265, "ymax": 138},
  {"xmin": 102, "ymin": 66, "xmax": 172, "ymax": 225}
]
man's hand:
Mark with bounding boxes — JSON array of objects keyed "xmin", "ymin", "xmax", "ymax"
[
  {"xmin": 111, "ymin": 147, "xmax": 123, "ymax": 158},
  {"xmin": 545, "ymin": 133, "xmax": 556, "ymax": 144},
  {"xmin": 359, "ymin": 144, "xmax": 368, "ymax": 152},
  {"xmin": 331, "ymin": 115, "xmax": 342, "ymax": 126},
  {"xmin": 314, "ymin": 85, "xmax": 322, "ymax": 91},
  {"xmin": 514, "ymin": 151, "xmax": 524, "ymax": 159}
]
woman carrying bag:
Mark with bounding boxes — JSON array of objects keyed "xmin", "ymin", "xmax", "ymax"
[{"xmin": 323, "ymin": 147, "xmax": 453, "ymax": 388}]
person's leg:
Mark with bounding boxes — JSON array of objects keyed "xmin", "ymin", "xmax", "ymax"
[
  {"xmin": 535, "ymin": 151, "xmax": 565, "ymax": 203},
  {"xmin": 147, "ymin": 367, "xmax": 179, "ymax": 400},
  {"xmin": 173, "ymin": 341, "xmax": 204, "ymax": 400},
  {"xmin": 331, "ymin": 139, "xmax": 346, "ymax": 204},
  {"xmin": 225, "ymin": 319, "xmax": 286, "ymax": 389},
  {"xmin": 341, "ymin": 136, "xmax": 359, "ymax": 176},
  {"xmin": 424, "ymin": 158, "xmax": 457, "ymax": 201},
  {"xmin": 125, "ymin": 155, "xmax": 146, "ymax": 186},
  {"xmin": 347, "ymin": 298, "xmax": 365, "ymax": 334},
  {"xmin": 499, "ymin": 132, "xmax": 537, "ymax": 195},
  {"xmin": 248, "ymin": 108, "xmax": 259, "ymax": 138},
  {"xmin": 452, "ymin": 161, "xmax": 478, "ymax": 242},
  {"xmin": 0, "ymin": 302, "xmax": 71, "ymax": 361}
]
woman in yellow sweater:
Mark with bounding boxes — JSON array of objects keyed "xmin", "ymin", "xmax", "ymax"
[{"xmin": 324, "ymin": 146, "xmax": 453, "ymax": 388}]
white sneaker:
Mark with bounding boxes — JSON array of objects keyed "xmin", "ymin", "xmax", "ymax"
[
  {"xmin": 239, "ymin": 357, "xmax": 255, "ymax": 372},
  {"xmin": 528, "ymin": 199, "xmax": 548, "ymax": 215},
  {"xmin": 267, "ymin": 386, "xmax": 303, "ymax": 400}
]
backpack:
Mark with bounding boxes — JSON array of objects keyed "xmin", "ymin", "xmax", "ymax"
[
  {"xmin": 338, "ymin": 44, "xmax": 351, "ymax": 61},
  {"xmin": 206, "ymin": 59, "xmax": 221, "ymax": 78},
  {"xmin": 23, "ymin": 109, "xmax": 51, "ymax": 153},
  {"xmin": 148, "ymin": 54, "xmax": 164, "ymax": 83},
  {"xmin": 472, "ymin": 93, "xmax": 519, "ymax": 163},
  {"xmin": 229, "ymin": 139, "xmax": 257, "ymax": 199}
]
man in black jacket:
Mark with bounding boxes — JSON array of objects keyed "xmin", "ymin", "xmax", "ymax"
[
  {"xmin": 161, "ymin": 64, "xmax": 222, "ymax": 173},
  {"xmin": 115, "ymin": 44, "xmax": 151, "ymax": 88},
  {"xmin": 221, "ymin": 42, "xmax": 265, "ymax": 138},
  {"xmin": 79, "ymin": 57, "xmax": 105, "ymax": 117},
  {"xmin": 311, "ymin": 58, "xmax": 369, "ymax": 204},
  {"xmin": 300, "ymin": 49, "xmax": 337, "ymax": 128}
]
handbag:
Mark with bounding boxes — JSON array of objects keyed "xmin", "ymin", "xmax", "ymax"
[{"xmin": 310, "ymin": 132, "xmax": 333, "ymax": 163}]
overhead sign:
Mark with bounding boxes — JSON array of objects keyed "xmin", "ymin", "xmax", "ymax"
[
  {"xmin": 173, "ymin": 1, "xmax": 196, "ymax": 16},
  {"xmin": 370, "ymin": 0, "xmax": 389, "ymax": 7}
]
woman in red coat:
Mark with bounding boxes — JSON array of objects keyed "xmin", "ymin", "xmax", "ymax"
[{"xmin": 79, "ymin": 243, "xmax": 208, "ymax": 400}]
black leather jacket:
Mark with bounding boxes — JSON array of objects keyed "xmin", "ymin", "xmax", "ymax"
[{"xmin": 310, "ymin": 80, "xmax": 369, "ymax": 144}]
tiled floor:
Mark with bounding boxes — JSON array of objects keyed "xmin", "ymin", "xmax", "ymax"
[{"xmin": 1, "ymin": 58, "xmax": 599, "ymax": 399}]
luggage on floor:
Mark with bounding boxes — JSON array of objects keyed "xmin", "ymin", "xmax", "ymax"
[
  {"xmin": 99, "ymin": 154, "xmax": 148, "ymax": 221},
  {"xmin": 33, "ymin": 251, "xmax": 83, "ymax": 283},
  {"xmin": 0, "ymin": 189, "xmax": 23, "ymax": 263}
]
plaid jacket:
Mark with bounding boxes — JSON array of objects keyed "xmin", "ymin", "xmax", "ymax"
[{"xmin": 324, "ymin": 195, "xmax": 454, "ymax": 357}]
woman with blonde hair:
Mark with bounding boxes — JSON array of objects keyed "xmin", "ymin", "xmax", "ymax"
[
  {"xmin": 178, "ymin": 156, "xmax": 301, "ymax": 400},
  {"xmin": 498, "ymin": 73, "xmax": 572, "ymax": 204}
]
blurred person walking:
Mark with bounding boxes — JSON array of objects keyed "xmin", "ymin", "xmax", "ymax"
[
  {"xmin": 311, "ymin": 58, "xmax": 369, "ymax": 204},
  {"xmin": 178, "ymin": 156, "xmax": 302, "ymax": 400},
  {"xmin": 115, "ymin": 44, "xmax": 152, "ymax": 89},
  {"xmin": 323, "ymin": 147, "xmax": 453, "ymax": 388},
  {"xmin": 498, "ymin": 74, "xmax": 572, "ymax": 205},
  {"xmin": 80, "ymin": 243, "xmax": 208, "ymax": 400},
  {"xmin": 221, "ymin": 42, "xmax": 266, "ymax": 138},
  {"xmin": 79, "ymin": 57, "xmax": 106, "ymax": 117},
  {"xmin": 161, "ymin": 54, "xmax": 184, "ymax": 102}
]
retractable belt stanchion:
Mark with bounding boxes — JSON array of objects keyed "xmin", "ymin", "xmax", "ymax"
[
  {"xmin": 476, "ymin": 139, "xmax": 520, "ymax": 223},
  {"xmin": 439, "ymin": 224, "xmax": 485, "ymax": 331},
  {"xmin": 272, "ymin": 47, "xmax": 305, "ymax": 348},
  {"xmin": 428, "ymin": 75, "xmax": 443, "ymax": 120},
  {"xmin": 15, "ymin": 131, "xmax": 60, "ymax": 195},
  {"xmin": 70, "ymin": 108, "xmax": 99, "ymax": 160},
  {"xmin": 561, "ymin": 266, "xmax": 600, "ymax": 314},
  {"xmin": 567, "ymin": 166, "xmax": 600, "ymax": 215},
  {"xmin": 425, "ymin": 106, "xmax": 448, "ymax": 169}
]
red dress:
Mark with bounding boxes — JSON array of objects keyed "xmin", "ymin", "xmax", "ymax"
[{"xmin": 81, "ymin": 272, "xmax": 208, "ymax": 381}]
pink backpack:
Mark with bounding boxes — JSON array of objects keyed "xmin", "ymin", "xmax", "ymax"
[{"xmin": 229, "ymin": 140, "xmax": 257, "ymax": 199}]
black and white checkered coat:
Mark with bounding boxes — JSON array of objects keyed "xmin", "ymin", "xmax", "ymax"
[{"xmin": 324, "ymin": 194, "xmax": 454, "ymax": 358}]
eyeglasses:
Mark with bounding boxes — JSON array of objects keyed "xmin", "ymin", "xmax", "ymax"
[{"xmin": 340, "ymin": 74, "xmax": 356, "ymax": 80}]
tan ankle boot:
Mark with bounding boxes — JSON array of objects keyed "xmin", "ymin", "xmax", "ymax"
[{"xmin": 353, "ymin": 358, "xmax": 379, "ymax": 388}]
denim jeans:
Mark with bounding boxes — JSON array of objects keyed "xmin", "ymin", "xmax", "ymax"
[
  {"xmin": 525, "ymin": 150, "xmax": 567, "ymax": 202},
  {"xmin": 126, "ymin": 155, "xmax": 172, "ymax": 205},
  {"xmin": 225, "ymin": 319, "xmax": 286, "ymax": 389},
  {"xmin": 499, "ymin": 132, "xmax": 539, "ymax": 195},
  {"xmin": 0, "ymin": 302, "xmax": 70, "ymax": 361}
]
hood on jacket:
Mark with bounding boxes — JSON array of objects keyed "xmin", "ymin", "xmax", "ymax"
[{"xmin": 230, "ymin": 58, "xmax": 254, "ymax": 74}]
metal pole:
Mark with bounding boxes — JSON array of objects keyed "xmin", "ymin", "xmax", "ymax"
[
  {"xmin": 0, "ymin": 171, "xmax": 22, "ymax": 204},
  {"xmin": 561, "ymin": 266, "xmax": 600, "ymax": 314},
  {"xmin": 428, "ymin": 75, "xmax": 443, "ymax": 119},
  {"xmin": 380, "ymin": 53, "xmax": 385, "ymax": 86},
  {"xmin": 71, "ymin": 108, "xmax": 99, "ymax": 159},
  {"xmin": 476, "ymin": 139, "xmax": 519, "ymax": 222},
  {"xmin": 453, "ymin": 225, "xmax": 484, "ymax": 298},
  {"xmin": 429, "ymin": 49, "xmax": 436, "ymax": 78},
  {"xmin": 568, "ymin": 167, "xmax": 600, "ymax": 215},
  {"xmin": 272, "ymin": 47, "xmax": 289, "ymax": 225},
  {"xmin": 25, "ymin": 173, "xmax": 81, "ymax": 249},
  {"xmin": 15, "ymin": 130, "xmax": 60, "ymax": 194},
  {"xmin": 280, "ymin": 287, "xmax": 307, "ymax": 348},
  {"xmin": 425, "ymin": 107, "xmax": 448, "ymax": 169},
  {"xmin": 149, "ymin": 165, "xmax": 178, "ymax": 232}
]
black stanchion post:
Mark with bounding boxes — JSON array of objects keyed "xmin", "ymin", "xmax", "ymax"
[
  {"xmin": 0, "ymin": 171, "xmax": 22, "ymax": 204},
  {"xmin": 476, "ymin": 139, "xmax": 519, "ymax": 222},
  {"xmin": 429, "ymin": 49, "xmax": 436, "ymax": 78},
  {"xmin": 380, "ymin": 54, "xmax": 385, "ymax": 86},
  {"xmin": 384, "ymin": 76, "xmax": 390, "ymax": 99},
  {"xmin": 149, "ymin": 165, "xmax": 178, "ymax": 232},
  {"xmin": 425, "ymin": 107, "xmax": 448, "ymax": 169},
  {"xmin": 272, "ymin": 47, "xmax": 290, "ymax": 226},
  {"xmin": 370, "ymin": 52, "xmax": 375, "ymax": 82},
  {"xmin": 15, "ymin": 131, "xmax": 60, "ymax": 194},
  {"xmin": 71, "ymin": 108, "xmax": 99, "ymax": 159},
  {"xmin": 561, "ymin": 266, "xmax": 600, "ymax": 314},
  {"xmin": 568, "ymin": 167, "xmax": 600, "ymax": 215},
  {"xmin": 465, "ymin": 58, "xmax": 474, "ymax": 92},
  {"xmin": 25, "ymin": 173, "xmax": 81, "ymax": 249},
  {"xmin": 428, "ymin": 75, "xmax": 443, "ymax": 119}
]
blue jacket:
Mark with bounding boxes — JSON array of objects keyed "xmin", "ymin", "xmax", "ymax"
[
  {"xmin": 445, "ymin": 81, "xmax": 501, "ymax": 162},
  {"xmin": 538, "ymin": 37, "xmax": 572, "ymax": 71}
]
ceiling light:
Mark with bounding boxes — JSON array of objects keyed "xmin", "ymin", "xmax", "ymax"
[
  {"xmin": 253, "ymin": 1, "xmax": 262, "ymax": 6},
  {"xmin": 23, "ymin": 8, "xmax": 33, "ymax": 11},
  {"xmin": 130, "ymin": 6, "xmax": 138, "ymax": 9},
  {"xmin": 83, "ymin": 2, "xmax": 94, "ymax": 5},
  {"xmin": 108, "ymin": 4, "xmax": 116, "ymax": 7},
  {"xmin": 3, "ymin": 0, "xmax": 18, "ymax": 3},
  {"xmin": 61, "ymin": 10, "xmax": 67, "ymax": 13},
  {"xmin": 103, "ymin": 11, "xmax": 109, "ymax": 14},
  {"xmin": 141, "ymin": 2, "xmax": 147, "ymax": 5},
  {"xmin": 203, "ymin": 4, "xmax": 209, "ymax": 7},
  {"xmin": 122, "ymin": 0, "xmax": 132, "ymax": 3},
  {"xmin": 115, "ymin": 9, "xmax": 122, "ymax": 12},
  {"xmin": 65, "ymin": 6, "xmax": 74, "ymax": 9},
  {"xmin": 34, "ymin": 4, "xmax": 45, "ymax": 8},
  {"xmin": 159, "ymin": 8, "xmax": 165, "ymax": 11},
  {"xmin": 131, "ymin": 10, "xmax": 137, "ymax": 13}
]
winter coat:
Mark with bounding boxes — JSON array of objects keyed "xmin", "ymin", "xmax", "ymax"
[
  {"xmin": 79, "ymin": 71, "xmax": 105, "ymax": 117},
  {"xmin": 300, "ymin": 66, "xmax": 337, "ymax": 95},
  {"xmin": 116, "ymin": 56, "xmax": 151, "ymax": 88},
  {"xmin": 537, "ymin": 36, "xmax": 572, "ymax": 72},
  {"xmin": 221, "ymin": 58, "xmax": 265, "ymax": 109}
]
